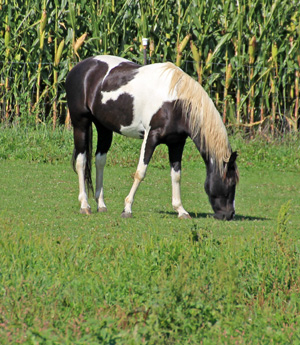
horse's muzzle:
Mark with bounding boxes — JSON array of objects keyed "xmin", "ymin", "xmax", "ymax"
[{"xmin": 213, "ymin": 210, "xmax": 235, "ymax": 221}]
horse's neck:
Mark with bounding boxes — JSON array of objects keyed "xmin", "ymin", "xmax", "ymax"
[
  {"xmin": 192, "ymin": 134, "xmax": 205, "ymax": 157},
  {"xmin": 192, "ymin": 134, "xmax": 212, "ymax": 171}
]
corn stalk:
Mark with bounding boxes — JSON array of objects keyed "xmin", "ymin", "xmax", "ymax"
[
  {"xmin": 74, "ymin": 32, "xmax": 87, "ymax": 60},
  {"xmin": 223, "ymin": 63, "xmax": 232, "ymax": 124},
  {"xmin": 248, "ymin": 36, "xmax": 256, "ymax": 127},
  {"xmin": 35, "ymin": 5, "xmax": 47, "ymax": 122},
  {"xmin": 270, "ymin": 42, "xmax": 278, "ymax": 135},
  {"xmin": 4, "ymin": 0, "xmax": 10, "ymax": 121},
  {"xmin": 0, "ymin": 0, "xmax": 298, "ymax": 134},
  {"xmin": 53, "ymin": 39, "xmax": 64, "ymax": 129},
  {"xmin": 175, "ymin": 1, "xmax": 192, "ymax": 67},
  {"xmin": 294, "ymin": 16, "xmax": 300, "ymax": 128},
  {"xmin": 295, "ymin": 55, "xmax": 300, "ymax": 127},
  {"xmin": 176, "ymin": 34, "xmax": 191, "ymax": 67},
  {"xmin": 190, "ymin": 40, "xmax": 202, "ymax": 84},
  {"xmin": 233, "ymin": 0, "xmax": 243, "ymax": 126}
]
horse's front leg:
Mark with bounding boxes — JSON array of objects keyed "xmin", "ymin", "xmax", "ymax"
[
  {"xmin": 170, "ymin": 168, "xmax": 191, "ymax": 219},
  {"xmin": 122, "ymin": 165, "xmax": 147, "ymax": 218},
  {"xmin": 168, "ymin": 141, "xmax": 191, "ymax": 219},
  {"xmin": 122, "ymin": 130, "xmax": 156, "ymax": 218}
]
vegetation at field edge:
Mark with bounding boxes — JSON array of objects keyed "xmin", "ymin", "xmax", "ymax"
[
  {"xmin": 0, "ymin": 125, "xmax": 299, "ymax": 172},
  {"xmin": 1, "ymin": 0, "xmax": 299, "ymax": 132}
]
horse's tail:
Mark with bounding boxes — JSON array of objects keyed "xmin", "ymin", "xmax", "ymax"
[
  {"xmin": 72, "ymin": 121, "xmax": 94, "ymax": 196},
  {"xmin": 85, "ymin": 122, "xmax": 94, "ymax": 196}
]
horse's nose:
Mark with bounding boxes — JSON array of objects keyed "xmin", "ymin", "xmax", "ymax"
[
  {"xmin": 214, "ymin": 210, "xmax": 235, "ymax": 221},
  {"xmin": 227, "ymin": 210, "xmax": 235, "ymax": 221}
]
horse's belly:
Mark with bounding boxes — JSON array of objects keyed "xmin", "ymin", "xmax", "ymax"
[{"xmin": 120, "ymin": 123, "xmax": 145, "ymax": 139}]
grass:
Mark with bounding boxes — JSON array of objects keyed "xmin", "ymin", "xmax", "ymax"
[{"xmin": 0, "ymin": 125, "xmax": 300, "ymax": 344}]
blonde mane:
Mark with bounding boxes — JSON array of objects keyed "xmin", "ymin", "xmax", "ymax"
[{"xmin": 163, "ymin": 62, "xmax": 231, "ymax": 174}]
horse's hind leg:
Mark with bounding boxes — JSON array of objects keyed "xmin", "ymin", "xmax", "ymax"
[
  {"xmin": 72, "ymin": 117, "xmax": 93, "ymax": 215},
  {"xmin": 95, "ymin": 123, "xmax": 113, "ymax": 212},
  {"xmin": 76, "ymin": 151, "xmax": 91, "ymax": 214}
]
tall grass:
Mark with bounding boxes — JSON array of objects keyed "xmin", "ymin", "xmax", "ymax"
[{"xmin": 0, "ymin": 0, "xmax": 299, "ymax": 133}]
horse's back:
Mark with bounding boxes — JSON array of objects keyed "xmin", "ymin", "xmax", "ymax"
[
  {"xmin": 66, "ymin": 56, "xmax": 139, "ymax": 112},
  {"xmin": 66, "ymin": 55, "xmax": 178, "ymax": 137}
]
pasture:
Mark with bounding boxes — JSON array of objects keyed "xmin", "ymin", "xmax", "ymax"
[{"xmin": 0, "ymin": 126, "xmax": 300, "ymax": 344}]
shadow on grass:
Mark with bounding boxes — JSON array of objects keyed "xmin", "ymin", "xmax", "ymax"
[
  {"xmin": 158, "ymin": 211, "xmax": 210, "ymax": 219},
  {"xmin": 159, "ymin": 211, "xmax": 269, "ymax": 221},
  {"xmin": 233, "ymin": 214, "xmax": 270, "ymax": 221}
]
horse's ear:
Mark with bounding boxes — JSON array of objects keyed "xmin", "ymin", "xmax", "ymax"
[
  {"xmin": 223, "ymin": 151, "xmax": 238, "ymax": 179},
  {"xmin": 229, "ymin": 151, "xmax": 238, "ymax": 166}
]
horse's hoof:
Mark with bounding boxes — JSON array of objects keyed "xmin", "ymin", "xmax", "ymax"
[
  {"xmin": 97, "ymin": 207, "xmax": 108, "ymax": 213},
  {"xmin": 121, "ymin": 211, "xmax": 132, "ymax": 218},
  {"xmin": 179, "ymin": 213, "xmax": 192, "ymax": 219},
  {"xmin": 80, "ymin": 208, "xmax": 92, "ymax": 215}
]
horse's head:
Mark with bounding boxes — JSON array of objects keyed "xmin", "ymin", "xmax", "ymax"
[{"xmin": 204, "ymin": 151, "xmax": 238, "ymax": 220}]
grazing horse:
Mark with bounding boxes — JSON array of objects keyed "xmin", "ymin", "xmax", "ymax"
[{"xmin": 65, "ymin": 55, "xmax": 238, "ymax": 220}]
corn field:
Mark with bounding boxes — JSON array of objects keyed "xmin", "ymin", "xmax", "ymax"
[{"xmin": 1, "ymin": 0, "xmax": 299, "ymax": 133}]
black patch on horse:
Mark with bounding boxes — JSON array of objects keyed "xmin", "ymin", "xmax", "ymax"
[
  {"xmin": 102, "ymin": 62, "xmax": 141, "ymax": 92},
  {"xmin": 94, "ymin": 93, "xmax": 135, "ymax": 132},
  {"xmin": 85, "ymin": 60, "xmax": 110, "ymax": 106},
  {"xmin": 66, "ymin": 58, "xmax": 109, "ymax": 118},
  {"xmin": 150, "ymin": 101, "xmax": 188, "ymax": 145}
]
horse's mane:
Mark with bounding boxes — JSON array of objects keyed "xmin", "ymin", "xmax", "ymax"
[{"xmin": 163, "ymin": 62, "xmax": 231, "ymax": 174}]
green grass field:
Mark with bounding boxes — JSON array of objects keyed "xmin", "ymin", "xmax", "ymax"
[{"xmin": 0, "ymin": 126, "xmax": 300, "ymax": 344}]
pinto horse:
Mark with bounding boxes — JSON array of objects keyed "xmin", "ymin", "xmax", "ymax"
[{"xmin": 66, "ymin": 55, "xmax": 238, "ymax": 220}]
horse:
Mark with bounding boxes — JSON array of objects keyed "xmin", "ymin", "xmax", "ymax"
[{"xmin": 65, "ymin": 55, "xmax": 239, "ymax": 220}]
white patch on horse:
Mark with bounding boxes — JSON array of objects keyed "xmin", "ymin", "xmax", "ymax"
[
  {"xmin": 93, "ymin": 55, "xmax": 128, "ymax": 80},
  {"xmin": 76, "ymin": 152, "xmax": 90, "ymax": 211},
  {"xmin": 171, "ymin": 167, "xmax": 189, "ymax": 218},
  {"xmin": 98, "ymin": 59, "xmax": 177, "ymax": 139},
  {"xmin": 120, "ymin": 122, "xmax": 146, "ymax": 139},
  {"xmin": 123, "ymin": 129, "xmax": 150, "ymax": 214},
  {"xmin": 101, "ymin": 89, "xmax": 123, "ymax": 104}
]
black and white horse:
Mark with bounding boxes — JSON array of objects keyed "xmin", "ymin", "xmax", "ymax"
[{"xmin": 66, "ymin": 55, "xmax": 238, "ymax": 220}]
